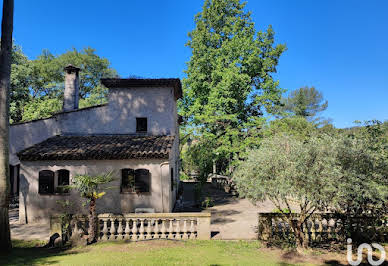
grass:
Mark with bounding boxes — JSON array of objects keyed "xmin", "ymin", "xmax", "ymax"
[{"xmin": 0, "ymin": 239, "xmax": 355, "ymax": 265}]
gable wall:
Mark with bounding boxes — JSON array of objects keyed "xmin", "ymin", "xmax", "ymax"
[{"xmin": 10, "ymin": 86, "xmax": 178, "ymax": 165}]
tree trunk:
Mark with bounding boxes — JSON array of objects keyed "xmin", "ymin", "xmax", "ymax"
[
  {"xmin": 88, "ymin": 198, "xmax": 97, "ymax": 244},
  {"xmin": 291, "ymin": 219, "xmax": 308, "ymax": 251},
  {"xmin": 0, "ymin": 0, "xmax": 14, "ymax": 251}
]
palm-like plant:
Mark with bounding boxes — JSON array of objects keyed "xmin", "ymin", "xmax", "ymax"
[{"xmin": 69, "ymin": 172, "xmax": 114, "ymax": 244}]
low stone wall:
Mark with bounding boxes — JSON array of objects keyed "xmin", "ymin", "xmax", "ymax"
[
  {"xmin": 51, "ymin": 212, "xmax": 211, "ymax": 242},
  {"xmin": 258, "ymin": 212, "xmax": 387, "ymax": 244}
]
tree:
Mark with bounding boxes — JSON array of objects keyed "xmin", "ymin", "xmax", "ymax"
[
  {"xmin": 264, "ymin": 116, "xmax": 317, "ymax": 141},
  {"xmin": 282, "ymin": 86, "xmax": 328, "ymax": 122},
  {"xmin": 333, "ymin": 121, "xmax": 388, "ymax": 241},
  {"xmin": 10, "ymin": 45, "xmax": 31, "ymax": 123},
  {"xmin": 9, "ymin": 47, "xmax": 117, "ymax": 123},
  {"xmin": 180, "ymin": 0, "xmax": 286, "ymax": 174},
  {"xmin": 69, "ymin": 172, "xmax": 113, "ymax": 244},
  {"xmin": 233, "ymin": 135, "xmax": 340, "ymax": 250},
  {"xmin": 0, "ymin": 0, "xmax": 13, "ymax": 251}
]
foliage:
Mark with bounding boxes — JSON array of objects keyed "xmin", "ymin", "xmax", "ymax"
[
  {"xmin": 56, "ymin": 200, "xmax": 74, "ymax": 243},
  {"xmin": 69, "ymin": 172, "xmax": 114, "ymax": 244},
  {"xmin": 9, "ymin": 46, "xmax": 117, "ymax": 123},
  {"xmin": 21, "ymin": 97, "xmax": 62, "ymax": 121},
  {"xmin": 233, "ymin": 134, "xmax": 340, "ymax": 249},
  {"xmin": 10, "ymin": 45, "xmax": 31, "ymax": 123},
  {"xmin": 180, "ymin": 0, "xmax": 286, "ymax": 174},
  {"xmin": 281, "ymin": 86, "xmax": 328, "ymax": 121},
  {"xmin": 333, "ymin": 121, "xmax": 388, "ymax": 221},
  {"xmin": 179, "ymin": 172, "xmax": 191, "ymax": 181},
  {"xmin": 264, "ymin": 116, "xmax": 317, "ymax": 141},
  {"xmin": 181, "ymin": 136, "xmax": 216, "ymax": 182},
  {"xmin": 69, "ymin": 172, "xmax": 113, "ymax": 202},
  {"xmin": 235, "ymin": 123, "xmax": 388, "ymax": 248},
  {"xmin": 202, "ymin": 197, "xmax": 214, "ymax": 208}
]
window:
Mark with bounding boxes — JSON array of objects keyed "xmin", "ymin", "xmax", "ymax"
[
  {"xmin": 57, "ymin": 169, "xmax": 70, "ymax": 193},
  {"xmin": 136, "ymin": 117, "xmax": 147, "ymax": 133},
  {"xmin": 121, "ymin": 168, "xmax": 150, "ymax": 193},
  {"xmin": 121, "ymin": 168, "xmax": 135, "ymax": 193},
  {"xmin": 39, "ymin": 170, "xmax": 54, "ymax": 194},
  {"xmin": 170, "ymin": 168, "xmax": 174, "ymax": 191}
]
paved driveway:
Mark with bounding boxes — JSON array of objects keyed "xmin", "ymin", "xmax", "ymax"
[
  {"xmin": 179, "ymin": 182, "xmax": 277, "ymax": 240},
  {"xmin": 9, "ymin": 208, "xmax": 50, "ymax": 241}
]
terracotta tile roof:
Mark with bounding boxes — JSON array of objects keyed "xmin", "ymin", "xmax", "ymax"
[
  {"xmin": 18, "ymin": 135, "xmax": 174, "ymax": 161},
  {"xmin": 100, "ymin": 78, "xmax": 182, "ymax": 100}
]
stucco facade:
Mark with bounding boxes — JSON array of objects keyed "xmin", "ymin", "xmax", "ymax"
[
  {"xmin": 19, "ymin": 158, "xmax": 178, "ymax": 224},
  {"xmin": 12, "ymin": 73, "xmax": 181, "ymax": 224}
]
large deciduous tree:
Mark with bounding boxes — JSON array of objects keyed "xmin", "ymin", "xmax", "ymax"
[
  {"xmin": 180, "ymin": 0, "xmax": 286, "ymax": 175},
  {"xmin": 10, "ymin": 47, "xmax": 117, "ymax": 123},
  {"xmin": 0, "ymin": 0, "xmax": 13, "ymax": 251}
]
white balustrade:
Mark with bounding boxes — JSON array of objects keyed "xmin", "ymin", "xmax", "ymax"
[{"xmin": 94, "ymin": 212, "xmax": 211, "ymax": 241}]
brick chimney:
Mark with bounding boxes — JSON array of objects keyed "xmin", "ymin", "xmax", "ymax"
[{"xmin": 63, "ymin": 64, "xmax": 80, "ymax": 112}]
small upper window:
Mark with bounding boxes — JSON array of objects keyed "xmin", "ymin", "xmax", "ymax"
[
  {"xmin": 39, "ymin": 170, "xmax": 54, "ymax": 194},
  {"xmin": 136, "ymin": 117, "xmax": 147, "ymax": 133},
  {"xmin": 57, "ymin": 169, "xmax": 70, "ymax": 193}
]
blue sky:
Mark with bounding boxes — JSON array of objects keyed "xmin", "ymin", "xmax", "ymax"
[{"xmin": 3, "ymin": 0, "xmax": 388, "ymax": 128}]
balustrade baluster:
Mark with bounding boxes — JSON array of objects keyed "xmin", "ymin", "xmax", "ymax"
[
  {"xmin": 101, "ymin": 219, "xmax": 108, "ymax": 241},
  {"xmin": 175, "ymin": 219, "xmax": 181, "ymax": 239},
  {"xmin": 161, "ymin": 219, "xmax": 167, "ymax": 238},
  {"xmin": 168, "ymin": 219, "xmax": 174, "ymax": 239},
  {"xmin": 72, "ymin": 220, "xmax": 79, "ymax": 238},
  {"xmin": 154, "ymin": 219, "xmax": 160, "ymax": 239},
  {"xmin": 139, "ymin": 219, "xmax": 145, "ymax": 240},
  {"xmin": 146, "ymin": 219, "xmax": 153, "ymax": 239},
  {"xmin": 328, "ymin": 219, "xmax": 334, "ymax": 239},
  {"xmin": 317, "ymin": 219, "xmax": 323, "ymax": 242},
  {"xmin": 117, "ymin": 218, "xmax": 123, "ymax": 240},
  {"xmin": 124, "ymin": 219, "xmax": 130, "ymax": 240},
  {"xmin": 182, "ymin": 219, "xmax": 188, "ymax": 239},
  {"xmin": 304, "ymin": 221, "xmax": 309, "ymax": 243},
  {"xmin": 310, "ymin": 218, "xmax": 316, "ymax": 242},
  {"xmin": 109, "ymin": 218, "xmax": 117, "ymax": 241},
  {"xmin": 132, "ymin": 219, "xmax": 138, "ymax": 241},
  {"xmin": 189, "ymin": 219, "xmax": 196, "ymax": 239}
]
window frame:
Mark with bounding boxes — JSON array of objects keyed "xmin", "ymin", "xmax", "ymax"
[
  {"xmin": 56, "ymin": 169, "xmax": 70, "ymax": 194},
  {"xmin": 136, "ymin": 117, "xmax": 147, "ymax": 133},
  {"xmin": 38, "ymin": 170, "xmax": 55, "ymax": 195},
  {"xmin": 121, "ymin": 168, "xmax": 151, "ymax": 194}
]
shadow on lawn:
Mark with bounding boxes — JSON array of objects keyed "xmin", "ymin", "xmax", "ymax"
[{"xmin": 0, "ymin": 240, "xmax": 85, "ymax": 266}]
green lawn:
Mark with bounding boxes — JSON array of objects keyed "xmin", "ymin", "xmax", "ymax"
[{"xmin": 0, "ymin": 240, "xmax": 345, "ymax": 265}]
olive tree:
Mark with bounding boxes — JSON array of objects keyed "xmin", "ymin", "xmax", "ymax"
[
  {"xmin": 333, "ymin": 122, "xmax": 388, "ymax": 241},
  {"xmin": 233, "ymin": 135, "xmax": 340, "ymax": 249},
  {"xmin": 69, "ymin": 172, "xmax": 113, "ymax": 244}
]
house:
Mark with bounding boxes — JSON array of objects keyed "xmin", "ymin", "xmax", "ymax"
[{"xmin": 10, "ymin": 65, "xmax": 182, "ymax": 223}]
